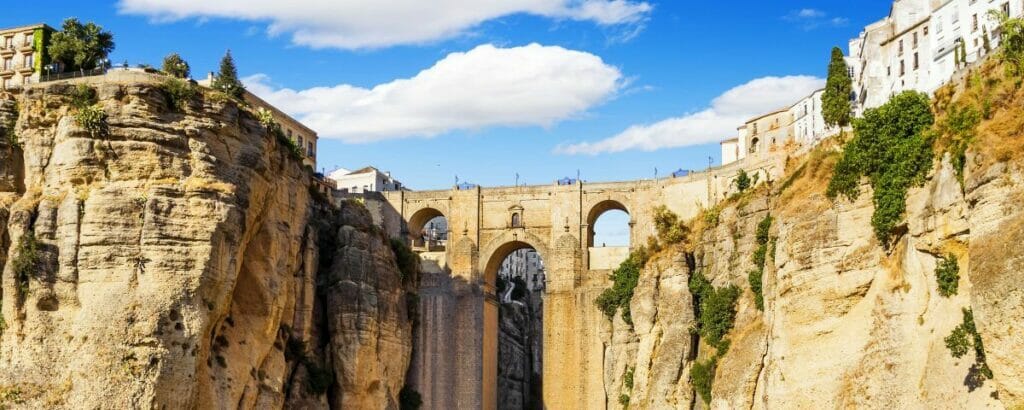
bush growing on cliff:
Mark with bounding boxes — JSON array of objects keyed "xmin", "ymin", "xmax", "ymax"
[
  {"xmin": 733, "ymin": 169, "xmax": 751, "ymax": 192},
  {"xmin": 74, "ymin": 104, "xmax": 108, "ymax": 138},
  {"xmin": 12, "ymin": 231, "xmax": 40, "ymax": 304},
  {"xmin": 595, "ymin": 247, "xmax": 649, "ymax": 325},
  {"xmin": 826, "ymin": 91, "xmax": 935, "ymax": 247},
  {"xmin": 160, "ymin": 78, "xmax": 198, "ymax": 112},
  {"xmin": 689, "ymin": 270, "xmax": 740, "ymax": 351},
  {"xmin": 690, "ymin": 355, "xmax": 717, "ymax": 405},
  {"xmin": 991, "ymin": 11, "xmax": 1024, "ymax": 77},
  {"xmin": 653, "ymin": 205, "xmax": 688, "ymax": 245},
  {"xmin": 945, "ymin": 308, "xmax": 993, "ymax": 385},
  {"xmin": 390, "ymin": 238, "xmax": 419, "ymax": 281},
  {"xmin": 938, "ymin": 104, "xmax": 980, "ymax": 187},
  {"xmin": 71, "ymin": 84, "xmax": 97, "ymax": 109},
  {"xmin": 935, "ymin": 254, "xmax": 960, "ymax": 297},
  {"xmin": 748, "ymin": 215, "xmax": 773, "ymax": 310}
]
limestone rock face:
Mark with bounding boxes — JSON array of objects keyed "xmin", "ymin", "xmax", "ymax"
[
  {"xmin": 0, "ymin": 81, "xmax": 411, "ymax": 409},
  {"xmin": 602, "ymin": 151, "xmax": 1022, "ymax": 408}
]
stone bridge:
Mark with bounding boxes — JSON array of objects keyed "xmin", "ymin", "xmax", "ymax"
[{"xmin": 368, "ymin": 155, "xmax": 783, "ymax": 409}]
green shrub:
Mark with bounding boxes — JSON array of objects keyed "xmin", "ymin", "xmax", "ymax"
[
  {"xmin": 749, "ymin": 215, "xmax": 773, "ymax": 311},
  {"xmin": 945, "ymin": 308, "xmax": 993, "ymax": 381},
  {"xmin": 690, "ymin": 355, "xmax": 718, "ymax": 405},
  {"xmin": 71, "ymin": 84, "xmax": 97, "ymax": 109},
  {"xmin": 618, "ymin": 394, "xmax": 630, "ymax": 407},
  {"xmin": 399, "ymin": 386, "xmax": 423, "ymax": 410},
  {"xmin": 690, "ymin": 270, "xmax": 740, "ymax": 351},
  {"xmin": 12, "ymin": 231, "xmax": 40, "ymax": 303},
  {"xmin": 935, "ymin": 254, "xmax": 960, "ymax": 297},
  {"xmin": 702, "ymin": 206, "xmax": 721, "ymax": 226},
  {"xmin": 161, "ymin": 78, "xmax": 198, "ymax": 112},
  {"xmin": 826, "ymin": 91, "xmax": 935, "ymax": 247},
  {"xmin": 389, "ymin": 238, "xmax": 419, "ymax": 281},
  {"xmin": 940, "ymin": 104, "xmax": 980, "ymax": 187},
  {"xmin": 653, "ymin": 205, "xmax": 688, "ymax": 245},
  {"xmin": 74, "ymin": 104, "xmax": 107, "ymax": 138},
  {"xmin": 734, "ymin": 169, "xmax": 751, "ymax": 192},
  {"xmin": 595, "ymin": 248, "xmax": 649, "ymax": 325},
  {"xmin": 623, "ymin": 366, "xmax": 634, "ymax": 390},
  {"xmin": 991, "ymin": 11, "xmax": 1024, "ymax": 77}
]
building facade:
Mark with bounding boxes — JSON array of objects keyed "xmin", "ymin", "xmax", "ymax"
[
  {"xmin": 328, "ymin": 166, "xmax": 404, "ymax": 194},
  {"xmin": 0, "ymin": 24, "xmax": 53, "ymax": 91},
  {"xmin": 849, "ymin": 0, "xmax": 1021, "ymax": 113}
]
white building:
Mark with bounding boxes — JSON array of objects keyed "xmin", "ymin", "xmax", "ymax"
[
  {"xmin": 789, "ymin": 89, "xmax": 830, "ymax": 146},
  {"xmin": 328, "ymin": 166, "xmax": 404, "ymax": 194},
  {"xmin": 850, "ymin": 0, "xmax": 1021, "ymax": 113}
]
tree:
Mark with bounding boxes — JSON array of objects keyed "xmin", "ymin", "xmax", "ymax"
[
  {"xmin": 960, "ymin": 41, "xmax": 969, "ymax": 66},
  {"xmin": 734, "ymin": 169, "xmax": 751, "ymax": 192},
  {"xmin": 48, "ymin": 18, "xmax": 115, "ymax": 72},
  {"xmin": 822, "ymin": 47, "xmax": 853, "ymax": 128},
  {"xmin": 212, "ymin": 50, "xmax": 245, "ymax": 99},
  {"xmin": 983, "ymin": 29, "xmax": 992, "ymax": 54},
  {"xmin": 990, "ymin": 10, "xmax": 1024, "ymax": 76},
  {"xmin": 161, "ymin": 53, "xmax": 190, "ymax": 79}
]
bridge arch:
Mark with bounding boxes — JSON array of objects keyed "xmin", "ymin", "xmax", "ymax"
[
  {"xmin": 408, "ymin": 207, "xmax": 448, "ymax": 249},
  {"xmin": 479, "ymin": 230, "xmax": 549, "ymax": 289},
  {"xmin": 585, "ymin": 199, "xmax": 630, "ymax": 247}
]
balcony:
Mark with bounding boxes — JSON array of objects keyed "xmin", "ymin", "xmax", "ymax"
[
  {"xmin": 15, "ymin": 63, "xmax": 33, "ymax": 74},
  {"xmin": 17, "ymin": 42, "xmax": 33, "ymax": 52},
  {"xmin": 0, "ymin": 67, "xmax": 14, "ymax": 77},
  {"xmin": 0, "ymin": 45, "xmax": 14, "ymax": 57}
]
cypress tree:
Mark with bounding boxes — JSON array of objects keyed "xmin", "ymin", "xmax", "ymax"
[
  {"xmin": 983, "ymin": 29, "xmax": 992, "ymax": 53},
  {"xmin": 213, "ymin": 50, "xmax": 245, "ymax": 99},
  {"xmin": 822, "ymin": 47, "xmax": 853, "ymax": 128},
  {"xmin": 960, "ymin": 41, "xmax": 969, "ymax": 65}
]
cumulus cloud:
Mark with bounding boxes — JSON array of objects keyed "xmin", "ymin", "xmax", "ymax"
[
  {"xmin": 118, "ymin": 0, "xmax": 652, "ymax": 49},
  {"xmin": 555, "ymin": 75, "xmax": 824, "ymax": 155},
  {"xmin": 244, "ymin": 43, "xmax": 623, "ymax": 143}
]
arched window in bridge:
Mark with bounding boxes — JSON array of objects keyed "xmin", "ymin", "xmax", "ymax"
[{"xmin": 511, "ymin": 212, "xmax": 522, "ymax": 228}]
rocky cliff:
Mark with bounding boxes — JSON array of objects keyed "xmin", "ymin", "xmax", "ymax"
[
  {"xmin": 0, "ymin": 78, "xmax": 412, "ymax": 409},
  {"xmin": 602, "ymin": 66, "xmax": 1024, "ymax": 408}
]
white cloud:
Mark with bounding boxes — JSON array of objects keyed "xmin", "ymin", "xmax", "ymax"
[
  {"xmin": 783, "ymin": 8, "xmax": 848, "ymax": 30},
  {"xmin": 555, "ymin": 75, "xmax": 824, "ymax": 155},
  {"xmin": 118, "ymin": 0, "xmax": 652, "ymax": 49},
  {"xmin": 244, "ymin": 43, "xmax": 623, "ymax": 143}
]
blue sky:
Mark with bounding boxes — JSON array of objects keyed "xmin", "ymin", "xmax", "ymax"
[{"xmin": 5, "ymin": 1, "xmax": 892, "ymax": 245}]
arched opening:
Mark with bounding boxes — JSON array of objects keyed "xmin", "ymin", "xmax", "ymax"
[
  {"xmin": 586, "ymin": 200, "xmax": 630, "ymax": 270},
  {"xmin": 408, "ymin": 207, "xmax": 447, "ymax": 251},
  {"xmin": 750, "ymin": 137, "xmax": 760, "ymax": 153},
  {"xmin": 484, "ymin": 242, "xmax": 545, "ymax": 410},
  {"xmin": 511, "ymin": 212, "xmax": 522, "ymax": 228}
]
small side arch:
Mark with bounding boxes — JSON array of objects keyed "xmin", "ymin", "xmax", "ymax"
[{"xmin": 585, "ymin": 199, "xmax": 629, "ymax": 247}]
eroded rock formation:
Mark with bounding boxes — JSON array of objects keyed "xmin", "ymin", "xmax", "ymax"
[{"xmin": 0, "ymin": 80, "xmax": 412, "ymax": 409}]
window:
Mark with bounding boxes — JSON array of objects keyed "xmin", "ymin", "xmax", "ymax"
[
  {"xmin": 3, "ymin": 59, "xmax": 11, "ymax": 70},
  {"xmin": 1003, "ymin": 2, "xmax": 1011, "ymax": 16},
  {"xmin": 899, "ymin": 39, "xmax": 904, "ymax": 55},
  {"xmin": 924, "ymin": 26, "xmax": 929, "ymax": 36},
  {"xmin": 511, "ymin": 213, "xmax": 522, "ymax": 228},
  {"xmin": 888, "ymin": 65, "xmax": 892, "ymax": 76},
  {"xmin": 973, "ymin": 14, "xmax": 979, "ymax": 32},
  {"xmin": 287, "ymin": 129, "xmax": 293, "ymax": 138},
  {"xmin": 24, "ymin": 54, "xmax": 32, "ymax": 68},
  {"xmin": 913, "ymin": 32, "xmax": 918, "ymax": 48},
  {"xmin": 900, "ymin": 60, "xmax": 905, "ymax": 76},
  {"xmin": 307, "ymin": 142, "xmax": 314, "ymax": 156},
  {"xmin": 2, "ymin": 37, "xmax": 10, "ymax": 48},
  {"xmin": 914, "ymin": 52, "xmax": 919, "ymax": 69},
  {"xmin": 848, "ymin": 66, "xmax": 855, "ymax": 78},
  {"xmin": 298, "ymin": 136, "xmax": 303, "ymax": 147}
]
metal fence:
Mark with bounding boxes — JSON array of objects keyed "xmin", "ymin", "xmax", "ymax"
[{"xmin": 39, "ymin": 67, "xmax": 108, "ymax": 82}]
